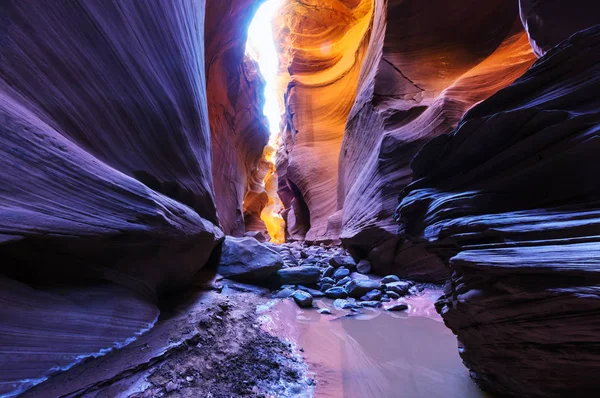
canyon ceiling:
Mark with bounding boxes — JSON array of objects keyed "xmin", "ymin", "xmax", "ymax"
[{"xmin": 0, "ymin": 0, "xmax": 599, "ymax": 397}]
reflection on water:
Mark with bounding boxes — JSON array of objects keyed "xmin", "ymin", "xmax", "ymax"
[{"xmin": 260, "ymin": 289, "xmax": 487, "ymax": 398}]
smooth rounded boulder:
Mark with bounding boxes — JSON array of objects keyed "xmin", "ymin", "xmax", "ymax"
[
  {"xmin": 381, "ymin": 275, "xmax": 401, "ymax": 284},
  {"xmin": 387, "ymin": 303, "xmax": 408, "ymax": 312},
  {"xmin": 291, "ymin": 290, "xmax": 313, "ymax": 308},
  {"xmin": 332, "ymin": 267, "xmax": 350, "ymax": 280},
  {"xmin": 346, "ymin": 279, "xmax": 381, "ymax": 298},
  {"xmin": 324, "ymin": 287, "xmax": 348, "ymax": 299},
  {"xmin": 217, "ymin": 236, "xmax": 283, "ymax": 282},
  {"xmin": 385, "ymin": 281, "xmax": 411, "ymax": 296},
  {"xmin": 329, "ymin": 255, "xmax": 356, "ymax": 269}
]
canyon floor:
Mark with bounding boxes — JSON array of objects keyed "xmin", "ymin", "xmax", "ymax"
[{"xmin": 19, "ymin": 244, "xmax": 485, "ymax": 398}]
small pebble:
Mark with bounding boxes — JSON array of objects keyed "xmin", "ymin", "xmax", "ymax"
[
  {"xmin": 336, "ymin": 276, "xmax": 352, "ymax": 286},
  {"xmin": 329, "ymin": 255, "xmax": 356, "ymax": 269},
  {"xmin": 387, "ymin": 302, "xmax": 408, "ymax": 312},
  {"xmin": 333, "ymin": 298, "xmax": 361, "ymax": 310},
  {"xmin": 320, "ymin": 277, "xmax": 335, "ymax": 285},
  {"xmin": 356, "ymin": 259, "xmax": 372, "ymax": 274},
  {"xmin": 272, "ymin": 287, "xmax": 295, "ymax": 298},
  {"xmin": 297, "ymin": 285, "xmax": 325, "ymax": 297},
  {"xmin": 360, "ymin": 289, "xmax": 382, "ymax": 301},
  {"xmin": 385, "ymin": 281, "xmax": 411, "ymax": 296},
  {"xmin": 325, "ymin": 286, "xmax": 348, "ymax": 299},
  {"xmin": 323, "ymin": 266, "xmax": 335, "ymax": 278},
  {"xmin": 381, "ymin": 275, "xmax": 401, "ymax": 284},
  {"xmin": 333, "ymin": 267, "xmax": 350, "ymax": 280},
  {"xmin": 291, "ymin": 290, "xmax": 313, "ymax": 308},
  {"xmin": 281, "ymin": 284, "xmax": 297, "ymax": 290},
  {"xmin": 320, "ymin": 283, "xmax": 334, "ymax": 292},
  {"xmin": 350, "ymin": 272, "xmax": 369, "ymax": 281}
]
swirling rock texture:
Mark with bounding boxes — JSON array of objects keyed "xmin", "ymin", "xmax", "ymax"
[
  {"xmin": 396, "ymin": 22, "xmax": 600, "ymax": 397},
  {"xmin": 274, "ymin": 0, "xmax": 537, "ymax": 263},
  {"xmin": 0, "ymin": 0, "xmax": 227, "ymax": 395},
  {"xmin": 337, "ymin": 0, "xmax": 536, "ymax": 282},
  {"xmin": 205, "ymin": 0, "xmax": 271, "ymax": 236},
  {"xmin": 519, "ymin": 0, "xmax": 600, "ymax": 57},
  {"xmin": 1, "ymin": 0, "xmax": 599, "ymax": 396},
  {"xmin": 275, "ymin": 0, "xmax": 375, "ymax": 242}
]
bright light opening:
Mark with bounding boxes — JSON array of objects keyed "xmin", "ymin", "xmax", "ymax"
[
  {"xmin": 246, "ymin": 0, "xmax": 282, "ymax": 136},
  {"xmin": 246, "ymin": 0, "xmax": 286, "ymax": 244}
]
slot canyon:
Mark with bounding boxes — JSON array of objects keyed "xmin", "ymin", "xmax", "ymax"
[{"xmin": 0, "ymin": 0, "xmax": 599, "ymax": 397}]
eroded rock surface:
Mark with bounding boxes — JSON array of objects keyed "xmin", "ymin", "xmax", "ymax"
[
  {"xmin": 205, "ymin": 0, "xmax": 271, "ymax": 235},
  {"xmin": 218, "ymin": 236, "xmax": 283, "ymax": 282},
  {"xmin": 397, "ymin": 25, "xmax": 600, "ymax": 397},
  {"xmin": 0, "ymin": 1, "xmax": 223, "ymax": 395},
  {"xmin": 0, "ymin": 0, "xmax": 218, "ymax": 222},
  {"xmin": 19, "ymin": 281, "xmax": 312, "ymax": 397},
  {"xmin": 274, "ymin": 0, "xmax": 375, "ymax": 242},
  {"xmin": 519, "ymin": 0, "xmax": 600, "ymax": 57},
  {"xmin": 272, "ymin": 1, "xmax": 537, "ymax": 279},
  {"xmin": 338, "ymin": 0, "xmax": 536, "ymax": 282},
  {"xmin": 269, "ymin": 242, "xmax": 425, "ymax": 310}
]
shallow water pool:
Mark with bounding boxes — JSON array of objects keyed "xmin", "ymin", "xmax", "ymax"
[{"xmin": 260, "ymin": 289, "xmax": 488, "ymax": 398}]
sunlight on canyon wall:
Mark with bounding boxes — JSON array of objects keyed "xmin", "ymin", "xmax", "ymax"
[
  {"xmin": 273, "ymin": 0, "xmax": 376, "ymax": 242},
  {"xmin": 246, "ymin": 0, "xmax": 286, "ymax": 243}
]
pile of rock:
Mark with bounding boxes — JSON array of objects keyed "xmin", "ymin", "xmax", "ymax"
[
  {"xmin": 217, "ymin": 237, "xmax": 421, "ymax": 310},
  {"xmin": 268, "ymin": 242, "xmax": 422, "ymax": 310}
]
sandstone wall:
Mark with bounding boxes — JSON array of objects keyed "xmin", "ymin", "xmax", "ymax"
[
  {"xmin": 275, "ymin": 0, "xmax": 375, "ymax": 242},
  {"xmin": 0, "ymin": 1, "xmax": 248, "ymax": 394},
  {"xmin": 397, "ymin": 22, "xmax": 600, "ymax": 397},
  {"xmin": 205, "ymin": 0, "xmax": 271, "ymax": 236}
]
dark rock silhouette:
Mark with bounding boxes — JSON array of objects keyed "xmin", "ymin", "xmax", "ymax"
[{"xmin": 398, "ymin": 24, "xmax": 600, "ymax": 397}]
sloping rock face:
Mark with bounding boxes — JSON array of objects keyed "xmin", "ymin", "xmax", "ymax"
[
  {"xmin": 0, "ymin": 1, "xmax": 224, "ymax": 395},
  {"xmin": 519, "ymin": 0, "xmax": 600, "ymax": 57},
  {"xmin": 397, "ymin": 25, "xmax": 600, "ymax": 396},
  {"xmin": 217, "ymin": 236, "xmax": 283, "ymax": 282},
  {"xmin": 275, "ymin": 0, "xmax": 375, "ymax": 242},
  {"xmin": 337, "ymin": 0, "xmax": 536, "ymax": 281},
  {"xmin": 0, "ymin": 0, "xmax": 218, "ymax": 223},
  {"xmin": 0, "ymin": 277, "xmax": 160, "ymax": 397},
  {"xmin": 205, "ymin": 0, "xmax": 270, "ymax": 235}
]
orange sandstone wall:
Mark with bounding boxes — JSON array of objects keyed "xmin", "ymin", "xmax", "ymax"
[
  {"xmin": 339, "ymin": 0, "xmax": 536, "ymax": 281},
  {"xmin": 275, "ymin": 0, "xmax": 375, "ymax": 242}
]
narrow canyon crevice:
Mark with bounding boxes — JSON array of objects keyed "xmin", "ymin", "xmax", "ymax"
[{"xmin": 1, "ymin": 0, "xmax": 599, "ymax": 397}]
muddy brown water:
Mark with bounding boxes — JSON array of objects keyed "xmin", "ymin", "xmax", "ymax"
[{"xmin": 260, "ymin": 289, "xmax": 488, "ymax": 398}]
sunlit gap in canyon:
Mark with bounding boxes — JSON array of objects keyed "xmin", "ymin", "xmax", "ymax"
[{"xmin": 246, "ymin": 0, "xmax": 286, "ymax": 244}]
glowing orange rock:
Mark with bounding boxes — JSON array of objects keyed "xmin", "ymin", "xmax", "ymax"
[
  {"xmin": 260, "ymin": 142, "xmax": 287, "ymax": 243},
  {"xmin": 205, "ymin": 0, "xmax": 271, "ymax": 236},
  {"xmin": 273, "ymin": 0, "xmax": 536, "ymax": 277},
  {"xmin": 275, "ymin": 0, "xmax": 375, "ymax": 242}
]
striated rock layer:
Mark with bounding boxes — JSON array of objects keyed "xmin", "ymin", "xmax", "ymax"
[
  {"xmin": 273, "ymin": 0, "xmax": 536, "ymax": 262},
  {"xmin": 0, "ymin": 0, "xmax": 217, "ymax": 222},
  {"xmin": 0, "ymin": 1, "xmax": 225, "ymax": 395},
  {"xmin": 275, "ymin": 0, "xmax": 375, "ymax": 242},
  {"xmin": 337, "ymin": 0, "xmax": 536, "ymax": 281},
  {"xmin": 205, "ymin": 0, "xmax": 271, "ymax": 235},
  {"xmin": 519, "ymin": 0, "xmax": 600, "ymax": 57},
  {"xmin": 397, "ymin": 25, "xmax": 600, "ymax": 396}
]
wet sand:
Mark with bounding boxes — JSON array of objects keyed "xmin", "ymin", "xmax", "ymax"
[{"xmin": 261, "ymin": 289, "xmax": 488, "ymax": 398}]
